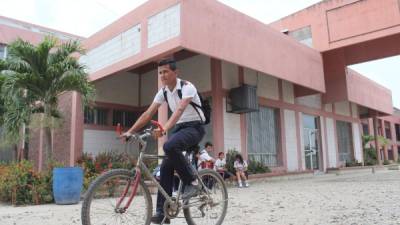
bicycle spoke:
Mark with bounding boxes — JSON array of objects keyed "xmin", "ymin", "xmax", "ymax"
[{"xmin": 83, "ymin": 171, "xmax": 151, "ymax": 225}]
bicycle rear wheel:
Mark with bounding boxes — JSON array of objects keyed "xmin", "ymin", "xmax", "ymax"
[
  {"xmin": 183, "ymin": 169, "xmax": 228, "ymax": 225},
  {"xmin": 81, "ymin": 169, "xmax": 152, "ymax": 225}
]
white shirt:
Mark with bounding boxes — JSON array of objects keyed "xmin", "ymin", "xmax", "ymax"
[
  {"xmin": 214, "ymin": 158, "xmax": 226, "ymax": 171},
  {"xmin": 153, "ymin": 78, "xmax": 205, "ymax": 124},
  {"xmin": 234, "ymin": 160, "xmax": 248, "ymax": 171},
  {"xmin": 197, "ymin": 149, "xmax": 214, "ymax": 171}
]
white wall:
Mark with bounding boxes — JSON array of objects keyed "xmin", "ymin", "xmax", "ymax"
[
  {"xmin": 80, "ymin": 24, "xmax": 141, "ymax": 74},
  {"xmin": 222, "ymin": 61, "xmax": 239, "ymax": 89},
  {"xmin": 352, "ymin": 123, "xmax": 363, "ymax": 162},
  {"xmin": 296, "ymin": 94, "xmax": 322, "ymax": 109},
  {"xmin": 223, "ymin": 98, "xmax": 241, "ymax": 152},
  {"xmin": 334, "ymin": 101, "xmax": 351, "ymax": 116},
  {"xmin": 178, "ymin": 55, "xmax": 211, "ymax": 92},
  {"xmin": 83, "ymin": 129, "xmax": 139, "ymax": 155},
  {"xmin": 94, "ymin": 71, "xmax": 139, "ymax": 106},
  {"xmin": 243, "ymin": 68, "xmax": 279, "ymax": 100},
  {"xmin": 284, "ymin": 110, "xmax": 298, "ymax": 171},
  {"xmin": 282, "ymin": 80, "xmax": 294, "ymax": 104},
  {"xmin": 140, "ymin": 69, "xmax": 158, "ymax": 106},
  {"xmin": 326, "ymin": 118, "xmax": 338, "ymax": 168},
  {"xmin": 147, "ymin": 4, "xmax": 180, "ymax": 48},
  {"xmin": 351, "ymin": 103, "xmax": 359, "ymax": 118}
]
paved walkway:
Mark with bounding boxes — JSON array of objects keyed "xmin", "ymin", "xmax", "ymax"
[{"xmin": 1, "ymin": 169, "xmax": 399, "ymax": 225}]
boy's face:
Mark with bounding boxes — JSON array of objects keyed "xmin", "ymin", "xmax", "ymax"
[
  {"xmin": 219, "ymin": 153, "xmax": 224, "ymax": 159},
  {"xmin": 158, "ymin": 65, "xmax": 177, "ymax": 87},
  {"xmin": 206, "ymin": 145, "xmax": 213, "ymax": 152}
]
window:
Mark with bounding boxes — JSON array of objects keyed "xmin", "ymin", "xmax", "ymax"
[
  {"xmin": 336, "ymin": 121, "xmax": 354, "ymax": 162},
  {"xmin": 362, "ymin": 123, "xmax": 369, "ymax": 135},
  {"xmin": 112, "ymin": 110, "xmax": 140, "ymax": 127},
  {"xmin": 384, "ymin": 121, "xmax": 391, "ymax": 139},
  {"xmin": 0, "ymin": 44, "xmax": 7, "ymax": 59},
  {"xmin": 288, "ymin": 26, "xmax": 313, "ymax": 47},
  {"xmin": 395, "ymin": 124, "xmax": 400, "ymax": 142},
  {"xmin": 84, "ymin": 107, "xmax": 108, "ymax": 125},
  {"xmin": 147, "ymin": 4, "xmax": 181, "ymax": 48},
  {"xmin": 246, "ymin": 106, "xmax": 280, "ymax": 167}
]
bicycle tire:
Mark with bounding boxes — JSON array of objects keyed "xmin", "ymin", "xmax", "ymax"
[
  {"xmin": 183, "ymin": 169, "xmax": 228, "ymax": 225},
  {"xmin": 81, "ymin": 169, "xmax": 152, "ymax": 225}
]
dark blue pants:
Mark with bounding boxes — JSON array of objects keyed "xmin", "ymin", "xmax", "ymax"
[{"xmin": 156, "ymin": 122, "xmax": 205, "ymax": 215}]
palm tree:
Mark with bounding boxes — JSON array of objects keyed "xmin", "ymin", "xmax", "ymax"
[{"xmin": 0, "ymin": 36, "xmax": 94, "ymax": 165}]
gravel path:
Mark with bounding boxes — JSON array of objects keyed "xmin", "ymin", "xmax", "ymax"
[{"xmin": 1, "ymin": 169, "xmax": 399, "ymax": 225}]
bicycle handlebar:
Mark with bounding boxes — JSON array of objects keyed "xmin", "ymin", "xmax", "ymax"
[
  {"xmin": 117, "ymin": 120, "xmax": 164, "ymax": 148},
  {"xmin": 150, "ymin": 120, "xmax": 164, "ymax": 133}
]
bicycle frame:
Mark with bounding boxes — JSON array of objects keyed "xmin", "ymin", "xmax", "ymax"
[{"xmin": 114, "ymin": 124, "xmax": 212, "ymax": 213}]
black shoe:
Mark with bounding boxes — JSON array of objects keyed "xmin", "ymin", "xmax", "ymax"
[
  {"xmin": 182, "ymin": 184, "xmax": 201, "ymax": 200},
  {"xmin": 150, "ymin": 214, "xmax": 170, "ymax": 224}
]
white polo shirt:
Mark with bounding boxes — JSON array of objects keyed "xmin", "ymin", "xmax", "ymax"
[{"xmin": 153, "ymin": 78, "xmax": 205, "ymax": 124}]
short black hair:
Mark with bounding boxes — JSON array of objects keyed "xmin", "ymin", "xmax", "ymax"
[
  {"xmin": 205, "ymin": 142, "xmax": 213, "ymax": 148},
  {"xmin": 158, "ymin": 58, "xmax": 177, "ymax": 71}
]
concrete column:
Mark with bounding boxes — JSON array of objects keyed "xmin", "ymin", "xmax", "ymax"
[
  {"xmin": 158, "ymin": 74, "xmax": 168, "ymax": 156},
  {"xmin": 210, "ymin": 58, "xmax": 224, "ymax": 155},
  {"xmin": 390, "ymin": 122, "xmax": 398, "ymax": 161},
  {"xmin": 238, "ymin": 66, "xmax": 248, "ymax": 160},
  {"xmin": 381, "ymin": 119, "xmax": 389, "ymax": 161}
]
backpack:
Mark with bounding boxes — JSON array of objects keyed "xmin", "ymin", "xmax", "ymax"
[{"xmin": 163, "ymin": 80, "xmax": 211, "ymax": 125}]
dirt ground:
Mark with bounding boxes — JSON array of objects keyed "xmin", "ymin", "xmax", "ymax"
[{"xmin": 1, "ymin": 169, "xmax": 399, "ymax": 225}]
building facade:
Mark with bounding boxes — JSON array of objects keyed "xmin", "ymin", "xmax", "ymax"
[{"xmin": 1, "ymin": 0, "xmax": 399, "ymax": 173}]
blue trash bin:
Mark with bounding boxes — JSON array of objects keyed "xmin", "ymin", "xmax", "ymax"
[{"xmin": 53, "ymin": 167, "xmax": 83, "ymax": 205}]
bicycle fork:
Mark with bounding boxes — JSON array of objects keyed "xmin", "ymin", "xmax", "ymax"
[{"xmin": 115, "ymin": 167, "xmax": 142, "ymax": 213}]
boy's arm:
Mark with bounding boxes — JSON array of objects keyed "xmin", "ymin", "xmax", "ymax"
[{"xmin": 125, "ymin": 102, "xmax": 160, "ymax": 134}]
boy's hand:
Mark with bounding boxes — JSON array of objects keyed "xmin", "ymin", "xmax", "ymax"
[{"xmin": 152, "ymin": 128, "xmax": 165, "ymax": 139}]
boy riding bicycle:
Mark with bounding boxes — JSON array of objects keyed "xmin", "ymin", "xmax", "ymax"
[{"xmin": 121, "ymin": 58, "xmax": 207, "ymax": 224}]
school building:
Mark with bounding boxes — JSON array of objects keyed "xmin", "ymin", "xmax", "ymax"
[{"xmin": 1, "ymin": 0, "xmax": 400, "ymax": 173}]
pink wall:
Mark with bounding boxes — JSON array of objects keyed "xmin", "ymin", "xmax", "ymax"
[
  {"xmin": 84, "ymin": 0, "xmax": 326, "ymax": 96},
  {"xmin": 0, "ymin": 16, "xmax": 83, "ymax": 45},
  {"xmin": 181, "ymin": 0, "xmax": 325, "ymax": 93},
  {"xmin": 82, "ymin": 0, "xmax": 183, "ymax": 82},
  {"xmin": 346, "ymin": 68, "xmax": 393, "ymax": 115},
  {"xmin": 269, "ymin": 0, "xmax": 400, "ymax": 54},
  {"xmin": 269, "ymin": 0, "xmax": 397, "ymax": 115}
]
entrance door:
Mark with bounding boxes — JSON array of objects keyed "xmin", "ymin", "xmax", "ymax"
[{"xmin": 303, "ymin": 115, "xmax": 320, "ymax": 170}]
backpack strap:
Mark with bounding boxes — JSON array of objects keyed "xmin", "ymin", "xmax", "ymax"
[
  {"xmin": 179, "ymin": 80, "xmax": 205, "ymax": 123},
  {"xmin": 164, "ymin": 79, "xmax": 205, "ymax": 123}
]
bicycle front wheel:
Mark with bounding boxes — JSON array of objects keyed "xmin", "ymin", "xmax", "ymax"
[
  {"xmin": 81, "ymin": 169, "xmax": 152, "ymax": 225},
  {"xmin": 183, "ymin": 169, "xmax": 228, "ymax": 225}
]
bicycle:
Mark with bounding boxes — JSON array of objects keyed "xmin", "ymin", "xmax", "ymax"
[{"xmin": 81, "ymin": 120, "xmax": 228, "ymax": 225}]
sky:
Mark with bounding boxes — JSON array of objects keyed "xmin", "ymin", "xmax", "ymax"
[{"xmin": 0, "ymin": 0, "xmax": 399, "ymax": 108}]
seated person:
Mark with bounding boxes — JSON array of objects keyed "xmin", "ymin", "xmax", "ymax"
[
  {"xmin": 234, "ymin": 154, "xmax": 249, "ymax": 188},
  {"xmin": 214, "ymin": 152, "xmax": 232, "ymax": 180},
  {"xmin": 197, "ymin": 142, "xmax": 215, "ymax": 170}
]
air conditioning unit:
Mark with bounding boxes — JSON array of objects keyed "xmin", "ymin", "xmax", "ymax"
[{"xmin": 227, "ymin": 84, "xmax": 259, "ymax": 114}]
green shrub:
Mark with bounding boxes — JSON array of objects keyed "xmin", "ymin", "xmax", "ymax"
[
  {"xmin": 364, "ymin": 147, "xmax": 378, "ymax": 165},
  {"xmin": 383, "ymin": 160, "xmax": 390, "ymax": 165},
  {"xmin": 0, "ymin": 160, "xmax": 53, "ymax": 205},
  {"xmin": 226, "ymin": 149, "xmax": 240, "ymax": 175},
  {"xmin": 247, "ymin": 160, "xmax": 271, "ymax": 174},
  {"xmin": 345, "ymin": 160, "xmax": 363, "ymax": 167},
  {"xmin": 225, "ymin": 149, "xmax": 270, "ymax": 175},
  {"xmin": 77, "ymin": 151, "xmax": 141, "ymax": 191}
]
